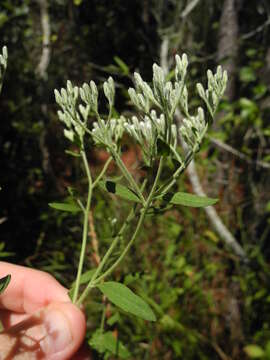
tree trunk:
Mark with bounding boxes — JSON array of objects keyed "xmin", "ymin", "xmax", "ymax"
[{"xmin": 217, "ymin": 0, "xmax": 239, "ymax": 101}]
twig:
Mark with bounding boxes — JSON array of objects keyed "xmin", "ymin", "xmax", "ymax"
[
  {"xmin": 36, "ymin": 0, "xmax": 53, "ymax": 176},
  {"xmin": 159, "ymin": 37, "xmax": 247, "ymax": 260},
  {"xmin": 209, "ymin": 136, "xmax": 270, "ymax": 170},
  {"xmin": 36, "ymin": 0, "xmax": 51, "ymax": 79},
  {"xmin": 176, "ymin": 110, "xmax": 247, "ymax": 259},
  {"xmin": 181, "ymin": 0, "xmax": 201, "ymax": 18},
  {"xmin": 182, "ymin": 144, "xmax": 247, "ymax": 259},
  {"xmin": 88, "ymin": 210, "xmax": 100, "ymax": 266},
  {"xmin": 241, "ymin": 18, "xmax": 270, "ymax": 40},
  {"xmin": 160, "ymin": 36, "xmax": 169, "ymax": 75},
  {"xmin": 88, "ymin": 210, "xmax": 108, "ymax": 330}
]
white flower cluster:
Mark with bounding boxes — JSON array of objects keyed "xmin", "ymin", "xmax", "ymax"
[
  {"xmin": 0, "ymin": 46, "xmax": 8, "ymax": 92},
  {"xmin": 124, "ymin": 110, "xmax": 177, "ymax": 161},
  {"xmin": 127, "ymin": 54, "xmax": 227, "ymax": 155},
  {"xmin": 54, "ymin": 80, "xmax": 87, "ymax": 143},
  {"xmin": 80, "ymin": 80, "xmax": 99, "ymax": 114},
  {"xmin": 180, "ymin": 107, "xmax": 206, "ymax": 149},
  {"xmin": 54, "ymin": 54, "xmax": 227, "ymax": 158},
  {"xmin": 91, "ymin": 116, "xmax": 125, "ymax": 148},
  {"xmin": 54, "ymin": 77, "xmax": 122, "ymax": 148},
  {"xmin": 103, "ymin": 77, "xmax": 115, "ymax": 110},
  {"xmin": 197, "ymin": 65, "xmax": 228, "ymax": 117},
  {"xmin": 128, "ymin": 54, "xmax": 188, "ymax": 118}
]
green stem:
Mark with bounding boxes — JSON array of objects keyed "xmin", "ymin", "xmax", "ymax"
[
  {"xmin": 77, "ymin": 180, "xmax": 147, "ymax": 305},
  {"xmin": 165, "ymin": 108, "xmax": 172, "ymax": 145},
  {"xmin": 155, "ymin": 124, "xmax": 208, "ymax": 197},
  {"xmin": 154, "ymin": 151, "xmax": 192, "ymax": 197},
  {"xmin": 87, "ymin": 157, "xmax": 164, "ymax": 288},
  {"xmin": 77, "ymin": 206, "xmax": 136, "ymax": 305},
  {"xmin": 72, "ymin": 149, "xmax": 93, "ymax": 303},
  {"xmin": 110, "ymin": 148, "xmax": 146, "ymax": 206},
  {"xmin": 169, "ymin": 143, "xmax": 183, "ymax": 164},
  {"xmin": 100, "ymin": 298, "xmax": 106, "ymax": 333},
  {"xmin": 92, "ymin": 156, "xmax": 113, "ymax": 188},
  {"xmin": 92, "ymin": 209, "xmax": 146, "ymax": 285},
  {"xmin": 76, "ymin": 199, "xmax": 85, "ymax": 212}
]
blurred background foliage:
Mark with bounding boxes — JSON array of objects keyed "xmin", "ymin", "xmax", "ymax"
[{"xmin": 1, "ymin": 0, "xmax": 270, "ymax": 359}]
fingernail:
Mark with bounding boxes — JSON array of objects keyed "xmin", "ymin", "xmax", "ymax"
[{"xmin": 41, "ymin": 307, "xmax": 73, "ymax": 354}]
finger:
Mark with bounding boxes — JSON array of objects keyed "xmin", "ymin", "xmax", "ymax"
[
  {"xmin": 0, "ymin": 302, "xmax": 86, "ymax": 360},
  {"xmin": 0, "ymin": 262, "xmax": 70, "ymax": 314},
  {"xmin": 0, "ymin": 309, "xmax": 29, "ymax": 329}
]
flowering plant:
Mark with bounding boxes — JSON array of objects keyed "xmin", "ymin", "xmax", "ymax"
[
  {"xmin": 53, "ymin": 52, "xmax": 227, "ymax": 355},
  {"xmin": 0, "ymin": 45, "xmax": 227, "ymax": 356}
]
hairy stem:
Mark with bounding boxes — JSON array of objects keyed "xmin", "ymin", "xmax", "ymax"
[
  {"xmin": 92, "ymin": 156, "xmax": 113, "ymax": 188},
  {"xmin": 77, "ymin": 206, "xmax": 136, "ymax": 305},
  {"xmin": 72, "ymin": 149, "xmax": 93, "ymax": 303},
  {"xmin": 110, "ymin": 148, "xmax": 146, "ymax": 206},
  {"xmin": 85, "ymin": 157, "xmax": 164, "ymax": 289}
]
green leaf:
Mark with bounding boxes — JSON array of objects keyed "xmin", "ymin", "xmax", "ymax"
[
  {"xmin": 265, "ymin": 341, "xmax": 270, "ymax": 358},
  {"xmin": 48, "ymin": 202, "xmax": 81, "ymax": 213},
  {"xmin": 253, "ymin": 84, "xmax": 267, "ymax": 99},
  {"xmin": 99, "ymin": 181, "xmax": 141, "ymax": 203},
  {"xmin": 68, "ymin": 269, "xmax": 96, "ymax": 300},
  {"xmin": 157, "ymin": 138, "xmax": 171, "ymax": 157},
  {"xmin": 113, "ymin": 56, "xmax": 129, "ymax": 75},
  {"xmin": 265, "ymin": 202, "xmax": 270, "ymax": 212},
  {"xmin": 239, "ymin": 67, "xmax": 256, "ymax": 83},
  {"xmin": 107, "ymin": 312, "xmax": 121, "ymax": 326},
  {"xmin": 97, "ymin": 281, "xmax": 156, "ymax": 321},
  {"xmin": 164, "ymin": 192, "xmax": 218, "ymax": 207},
  {"xmin": 0, "ymin": 274, "xmax": 11, "ymax": 295},
  {"xmin": 73, "ymin": 0, "xmax": 83, "ymax": 5},
  {"xmin": 89, "ymin": 330, "xmax": 130, "ymax": 359},
  {"xmin": 244, "ymin": 345, "xmax": 265, "ymax": 358}
]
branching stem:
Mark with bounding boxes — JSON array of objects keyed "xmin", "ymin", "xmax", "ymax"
[
  {"xmin": 77, "ymin": 159, "xmax": 163, "ymax": 304},
  {"xmin": 110, "ymin": 148, "xmax": 146, "ymax": 206},
  {"xmin": 72, "ymin": 149, "xmax": 92, "ymax": 303}
]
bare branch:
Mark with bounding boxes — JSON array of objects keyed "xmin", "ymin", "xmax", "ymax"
[
  {"xmin": 241, "ymin": 17, "xmax": 270, "ymax": 40},
  {"xmin": 176, "ymin": 110, "xmax": 247, "ymax": 259},
  {"xmin": 209, "ymin": 136, "xmax": 270, "ymax": 170},
  {"xmin": 36, "ymin": 0, "xmax": 54, "ymax": 176},
  {"xmin": 88, "ymin": 210, "xmax": 101, "ymax": 266},
  {"xmin": 160, "ymin": 36, "xmax": 169, "ymax": 75},
  {"xmin": 181, "ymin": 0, "xmax": 201, "ymax": 18},
  {"xmin": 159, "ymin": 37, "xmax": 247, "ymax": 260},
  {"xmin": 217, "ymin": 0, "xmax": 239, "ymax": 101},
  {"xmin": 36, "ymin": 0, "xmax": 51, "ymax": 79}
]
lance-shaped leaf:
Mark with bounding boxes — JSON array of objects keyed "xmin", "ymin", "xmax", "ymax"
[
  {"xmin": 49, "ymin": 202, "xmax": 81, "ymax": 213},
  {"xmin": 243, "ymin": 345, "xmax": 265, "ymax": 358},
  {"xmin": 99, "ymin": 180, "xmax": 141, "ymax": 203},
  {"xmin": 97, "ymin": 282, "xmax": 156, "ymax": 321},
  {"xmin": 164, "ymin": 192, "xmax": 218, "ymax": 207},
  {"xmin": 0, "ymin": 274, "xmax": 11, "ymax": 295},
  {"xmin": 113, "ymin": 56, "xmax": 129, "ymax": 75}
]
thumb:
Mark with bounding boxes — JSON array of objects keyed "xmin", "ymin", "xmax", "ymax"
[{"xmin": 0, "ymin": 302, "xmax": 86, "ymax": 360}]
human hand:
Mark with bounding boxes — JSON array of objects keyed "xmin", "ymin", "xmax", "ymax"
[{"xmin": 0, "ymin": 262, "xmax": 92, "ymax": 359}]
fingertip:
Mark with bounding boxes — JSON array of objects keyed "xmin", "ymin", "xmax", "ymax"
[
  {"xmin": 42, "ymin": 302, "xmax": 86, "ymax": 360},
  {"xmin": 59, "ymin": 302, "xmax": 86, "ymax": 346}
]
